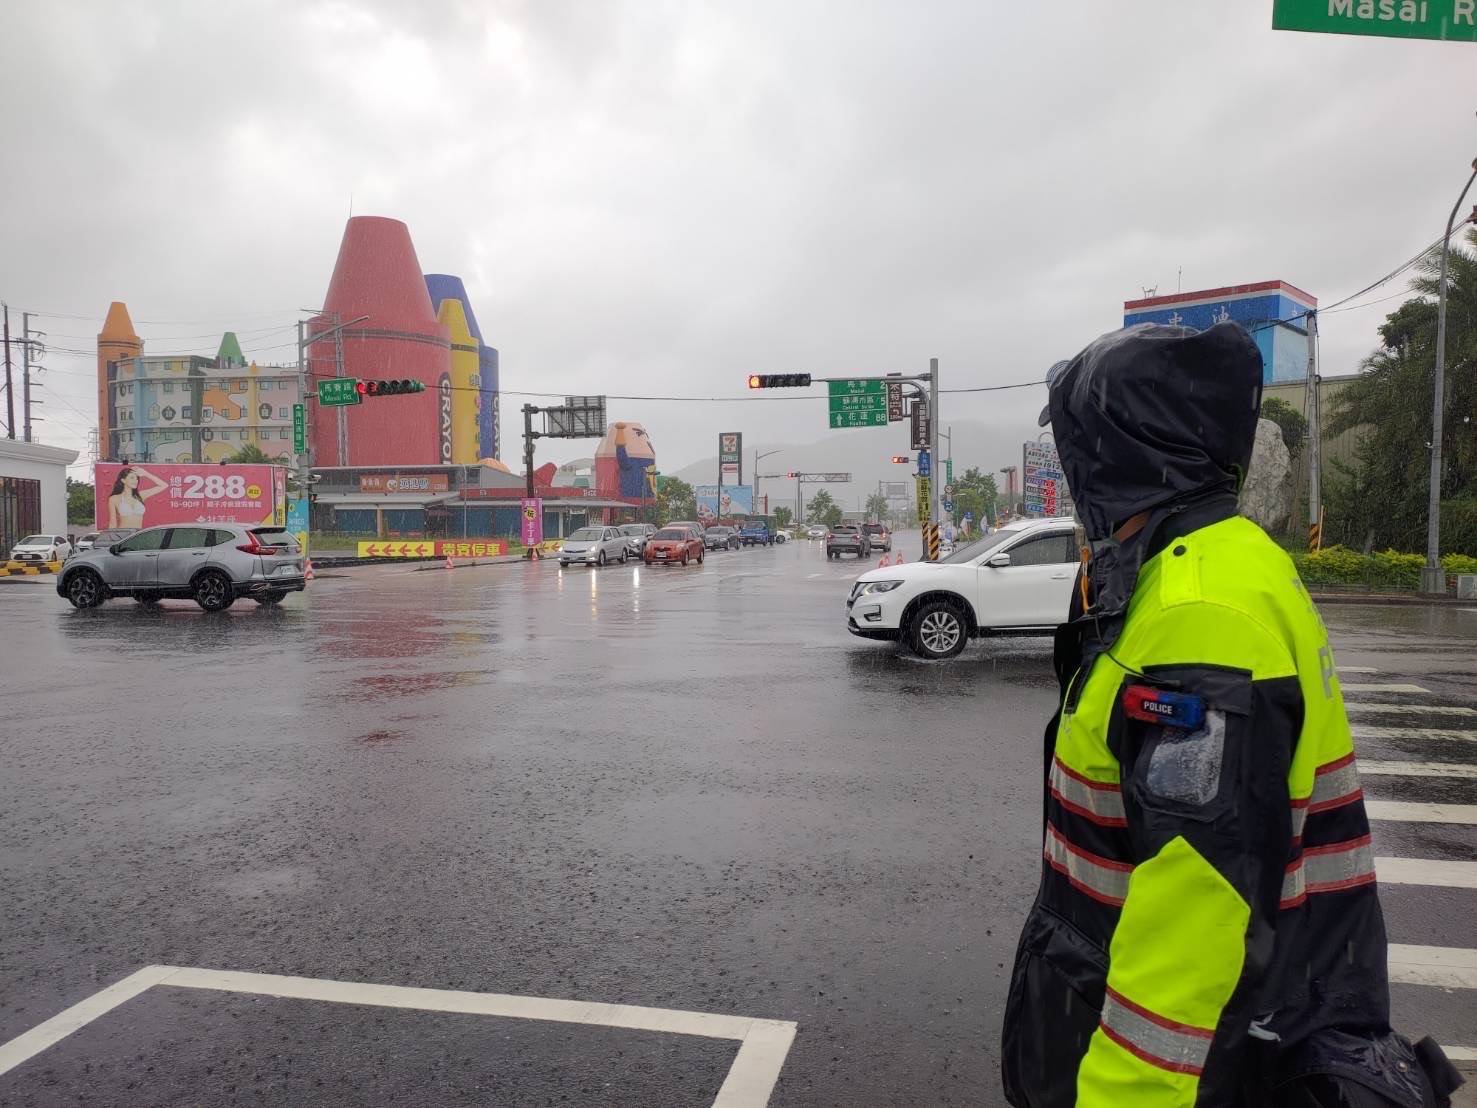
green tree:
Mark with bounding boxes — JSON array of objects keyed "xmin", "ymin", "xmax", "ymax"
[
  {"xmin": 226, "ymin": 442, "xmax": 288, "ymax": 465},
  {"xmin": 806, "ymin": 489, "xmax": 836, "ymax": 523},
  {"xmin": 822, "ymin": 503, "xmax": 844, "ymax": 528},
  {"xmin": 1324, "ymin": 229, "xmax": 1477, "ymax": 551},
  {"xmin": 952, "ymin": 465, "xmax": 999, "ymax": 526},
  {"xmin": 864, "ymin": 492, "xmax": 889, "ymax": 521},
  {"xmin": 654, "ymin": 476, "xmax": 697, "ymax": 523},
  {"xmin": 1260, "ymin": 397, "xmax": 1308, "ymax": 454},
  {"xmin": 66, "ymin": 478, "xmax": 95, "ymax": 526},
  {"xmin": 772, "ymin": 505, "xmax": 793, "ymax": 529}
]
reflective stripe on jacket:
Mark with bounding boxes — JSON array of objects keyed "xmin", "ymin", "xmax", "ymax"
[{"xmin": 1001, "ymin": 515, "xmax": 1389, "ymax": 1108}]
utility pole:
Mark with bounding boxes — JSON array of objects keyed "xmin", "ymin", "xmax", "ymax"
[
  {"xmin": 295, "ymin": 320, "xmax": 312, "ymax": 497},
  {"xmin": 1304, "ymin": 311, "xmax": 1321, "ymax": 549},
  {"xmin": 522, "ymin": 402, "xmax": 540, "ymax": 558},
  {"xmin": 2, "ymin": 304, "xmax": 13, "ymax": 439},
  {"xmin": 1421, "ymin": 155, "xmax": 1477, "ymax": 595},
  {"xmin": 929, "ymin": 357, "xmax": 941, "ymax": 541}
]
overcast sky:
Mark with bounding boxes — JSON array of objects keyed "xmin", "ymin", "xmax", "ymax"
[{"xmin": 1, "ymin": 0, "xmax": 1472, "ymax": 477}]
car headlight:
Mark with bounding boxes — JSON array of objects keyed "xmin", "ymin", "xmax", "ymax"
[{"xmin": 858, "ymin": 580, "xmax": 903, "ymax": 595}]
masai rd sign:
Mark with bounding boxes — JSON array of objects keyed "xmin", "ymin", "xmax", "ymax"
[
  {"xmin": 1273, "ymin": 0, "xmax": 1476, "ymax": 41},
  {"xmin": 317, "ymin": 377, "xmax": 361, "ymax": 406}
]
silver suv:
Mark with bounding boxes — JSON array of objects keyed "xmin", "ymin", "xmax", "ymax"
[{"xmin": 57, "ymin": 523, "xmax": 306, "ymax": 611}]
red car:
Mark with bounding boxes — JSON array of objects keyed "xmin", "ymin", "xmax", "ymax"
[{"xmin": 644, "ymin": 526, "xmax": 705, "ymax": 566}]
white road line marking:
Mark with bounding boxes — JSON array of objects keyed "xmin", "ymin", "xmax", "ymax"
[
  {"xmin": 0, "ymin": 966, "xmax": 799, "ymax": 1108},
  {"xmin": 1341, "ymin": 683, "xmax": 1432, "ymax": 694},
  {"xmin": 1361, "ymin": 761, "xmax": 1477, "ymax": 780},
  {"xmin": 1376, "ymin": 857, "xmax": 1477, "ymax": 889},
  {"xmin": 1443, "ymin": 1045, "xmax": 1477, "ymax": 1062},
  {"xmin": 1339, "ymin": 666, "xmax": 1380, "ymax": 674},
  {"xmin": 1348, "ymin": 704, "xmax": 1477, "ymax": 717},
  {"xmin": 0, "ymin": 966, "xmax": 176, "ymax": 1078},
  {"xmin": 1387, "ymin": 945, "xmax": 1477, "ymax": 990},
  {"xmin": 1365, "ymin": 801, "xmax": 1477, "ymax": 825},
  {"xmin": 1353, "ymin": 726, "xmax": 1477, "ymax": 743}
]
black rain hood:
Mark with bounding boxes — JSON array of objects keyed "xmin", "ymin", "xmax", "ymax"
[{"xmin": 1043, "ymin": 321, "xmax": 1264, "ymax": 543}]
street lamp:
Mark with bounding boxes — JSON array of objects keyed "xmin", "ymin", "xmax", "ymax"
[
  {"xmin": 755, "ymin": 448, "xmax": 781, "ymax": 515},
  {"xmin": 1420, "ymin": 154, "xmax": 1477, "ymax": 595}
]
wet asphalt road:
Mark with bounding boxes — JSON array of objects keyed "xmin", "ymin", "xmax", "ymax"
[{"xmin": 1, "ymin": 535, "xmax": 1475, "ymax": 1107}]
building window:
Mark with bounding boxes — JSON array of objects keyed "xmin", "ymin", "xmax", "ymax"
[
  {"xmin": 258, "ymin": 379, "xmax": 270, "ymax": 391},
  {"xmin": 279, "ymin": 428, "xmax": 290, "ymax": 440},
  {"xmin": 182, "ymin": 406, "xmax": 193, "ymax": 420},
  {"xmin": 276, "ymin": 406, "xmax": 287, "ymax": 419},
  {"xmin": 163, "ymin": 381, "xmax": 174, "ymax": 394},
  {"xmin": 236, "ymin": 379, "xmax": 247, "ymax": 391},
  {"xmin": 202, "ymin": 406, "xmax": 214, "ymax": 422},
  {"xmin": 148, "ymin": 405, "xmax": 160, "ymax": 420}
]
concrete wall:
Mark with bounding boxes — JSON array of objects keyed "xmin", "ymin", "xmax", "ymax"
[{"xmin": 0, "ymin": 439, "xmax": 81, "ymax": 536}]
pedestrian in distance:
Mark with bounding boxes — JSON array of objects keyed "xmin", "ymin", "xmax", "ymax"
[{"xmin": 1001, "ymin": 322, "xmax": 1463, "ymax": 1108}]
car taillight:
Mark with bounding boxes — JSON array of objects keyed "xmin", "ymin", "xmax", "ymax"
[
  {"xmin": 827, "ymin": 533, "xmax": 834, "ymax": 540},
  {"xmin": 237, "ymin": 538, "xmax": 272, "ymax": 555}
]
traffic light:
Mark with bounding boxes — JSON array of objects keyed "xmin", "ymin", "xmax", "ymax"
[
  {"xmin": 890, "ymin": 455, "xmax": 911, "ymax": 464},
  {"xmin": 356, "ymin": 379, "xmax": 425, "ymax": 397},
  {"xmin": 747, "ymin": 373, "xmax": 812, "ymax": 389},
  {"xmin": 786, "ymin": 471, "xmax": 800, "ymax": 478}
]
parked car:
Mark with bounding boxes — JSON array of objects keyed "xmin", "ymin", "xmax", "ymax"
[
  {"xmin": 620, "ymin": 523, "xmax": 657, "ymax": 556},
  {"xmin": 74, "ymin": 528, "xmax": 135, "ymax": 553},
  {"xmin": 739, "ymin": 521, "xmax": 774, "ymax": 547},
  {"xmin": 10, "ymin": 534, "xmax": 73, "ymax": 564},
  {"xmin": 57, "ymin": 523, "xmax": 306, "ymax": 611},
  {"xmin": 825, "ymin": 524, "xmax": 872, "ymax": 560},
  {"xmin": 846, "ymin": 517, "xmax": 1080, "ymax": 660},
  {"xmin": 644, "ymin": 526, "xmax": 705, "ymax": 566},
  {"xmin": 861, "ymin": 522, "xmax": 892, "ymax": 552},
  {"xmin": 557, "ymin": 526, "xmax": 631, "ymax": 567},
  {"xmin": 775, "ymin": 529, "xmax": 792, "ymax": 543},
  {"xmin": 806, "ymin": 525, "xmax": 827, "ymax": 540},
  {"xmin": 704, "ymin": 526, "xmax": 739, "ymax": 551}
]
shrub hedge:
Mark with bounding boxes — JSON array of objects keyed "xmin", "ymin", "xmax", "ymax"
[{"xmin": 1291, "ymin": 545, "xmax": 1477, "ymax": 590}]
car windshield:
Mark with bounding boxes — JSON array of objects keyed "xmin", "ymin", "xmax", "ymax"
[
  {"xmin": 862, "ymin": 524, "xmax": 885, "ymax": 533},
  {"xmin": 709, "ymin": 528, "xmax": 728, "ymax": 535},
  {"xmin": 832, "ymin": 525, "xmax": 857, "ymax": 533},
  {"xmin": 18, "ymin": 536, "xmax": 48, "ymax": 545},
  {"xmin": 568, "ymin": 528, "xmax": 603, "ymax": 541},
  {"xmin": 654, "ymin": 529, "xmax": 687, "ymax": 540},
  {"xmin": 941, "ymin": 529, "xmax": 1018, "ymax": 565},
  {"xmin": 619, "ymin": 525, "xmax": 647, "ymax": 535}
]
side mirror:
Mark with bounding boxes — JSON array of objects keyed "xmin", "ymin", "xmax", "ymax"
[
  {"xmin": 987, "ymin": 553, "xmax": 1012, "ymax": 568},
  {"xmin": 109, "ymin": 543, "xmax": 125, "ymax": 555}
]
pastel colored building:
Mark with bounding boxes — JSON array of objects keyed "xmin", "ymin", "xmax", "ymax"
[
  {"xmin": 1123, "ymin": 281, "xmax": 1317, "ymax": 385},
  {"xmin": 425, "ymin": 273, "xmax": 500, "ymax": 460},
  {"xmin": 435, "ymin": 297, "xmax": 482, "ymax": 465},
  {"xmin": 593, "ymin": 422, "xmax": 656, "ymax": 500},
  {"xmin": 98, "ymin": 313, "xmax": 301, "ymax": 464}
]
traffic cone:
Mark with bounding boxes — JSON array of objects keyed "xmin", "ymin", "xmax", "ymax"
[
  {"xmin": 878, "ymin": 553, "xmax": 887, "ymax": 568},
  {"xmin": 444, "ymin": 555, "xmax": 455, "ymax": 570},
  {"xmin": 304, "ymin": 559, "xmax": 315, "ymax": 582}
]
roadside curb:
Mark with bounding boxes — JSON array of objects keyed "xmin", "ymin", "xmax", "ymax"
[{"xmin": 1310, "ymin": 592, "xmax": 1474, "ymax": 607}]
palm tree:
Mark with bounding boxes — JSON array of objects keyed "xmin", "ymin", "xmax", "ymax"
[{"xmin": 227, "ymin": 442, "xmax": 289, "ymax": 466}]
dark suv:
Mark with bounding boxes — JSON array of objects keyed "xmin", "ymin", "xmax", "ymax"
[
  {"xmin": 861, "ymin": 522, "xmax": 892, "ymax": 552},
  {"xmin": 825, "ymin": 524, "xmax": 872, "ymax": 560}
]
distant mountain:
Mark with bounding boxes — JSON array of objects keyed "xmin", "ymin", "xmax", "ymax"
[{"xmin": 668, "ymin": 418, "xmax": 1034, "ymax": 514}]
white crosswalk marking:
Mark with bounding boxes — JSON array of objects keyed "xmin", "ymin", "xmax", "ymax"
[
  {"xmin": 1338, "ymin": 666, "xmax": 1380, "ymax": 674},
  {"xmin": 1347, "ymin": 704, "xmax": 1477, "ymax": 717},
  {"xmin": 1375, "ymin": 857, "xmax": 1477, "ymax": 889},
  {"xmin": 1365, "ymin": 801, "xmax": 1477, "ymax": 825},
  {"xmin": 1387, "ymin": 945, "xmax": 1477, "ymax": 989},
  {"xmin": 1352, "ymin": 726, "xmax": 1477, "ymax": 743},
  {"xmin": 1341, "ymin": 683, "xmax": 1432, "ymax": 694},
  {"xmin": 1360, "ymin": 761, "xmax": 1477, "ymax": 780}
]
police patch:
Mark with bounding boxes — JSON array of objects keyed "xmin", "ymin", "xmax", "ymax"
[{"xmin": 1122, "ymin": 685, "xmax": 1206, "ymax": 731}]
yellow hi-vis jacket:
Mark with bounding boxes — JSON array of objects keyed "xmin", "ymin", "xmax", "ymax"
[{"xmin": 1002, "ymin": 515, "xmax": 1390, "ymax": 1108}]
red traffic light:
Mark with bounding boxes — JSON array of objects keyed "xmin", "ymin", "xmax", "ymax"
[
  {"xmin": 748, "ymin": 373, "xmax": 812, "ymax": 389},
  {"xmin": 890, "ymin": 455, "xmax": 911, "ymax": 464},
  {"xmin": 786, "ymin": 471, "xmax": 799, "ymax": 478},
  {"xmin": 356, "ymin": 379, "xmax": 425, "ymax": 397},
  {"xmin": 747, "ymin": 374, "xmax": 762, "ymax": 389}
]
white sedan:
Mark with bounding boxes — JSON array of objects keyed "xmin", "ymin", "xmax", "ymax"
[
  {"xmin": 9, "ymin": 534, "xmax": 74, "ymax": 565},
  {"xmin": 845, "ymin": 518, "xmax": 1080, "ymax": 660}
]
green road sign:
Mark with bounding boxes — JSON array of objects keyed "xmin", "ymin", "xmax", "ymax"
[
  {"xmin": 945, "ymin": 457, "xmax": 954, "ymax": 485},
  {"xmin": 292, "ymin": 403, "xmax": 306, "ymax": 455},
  {"xmin": 829, "ymin": 408, "xmax": 889, "ymax": 429},
  {"xmin": 1273, "ymin": 0, "xmax": 1476, "ymax": 42},
  {"xmin": 827, "ymin": 379, "xmax": 887, "ymax": 428},
  {"xmin": 317, "ymin": 377, "xmax": 361, "ymax": 406}
]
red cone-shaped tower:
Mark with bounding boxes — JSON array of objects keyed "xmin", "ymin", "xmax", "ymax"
[{"xmin": 309, "ymin": 216, "xmax": 451, "ymax": 466}]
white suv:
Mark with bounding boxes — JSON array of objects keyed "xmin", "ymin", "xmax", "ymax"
[{"xmin": 846, "ymin": 518, "xmax": 1080, "ymax": 660}]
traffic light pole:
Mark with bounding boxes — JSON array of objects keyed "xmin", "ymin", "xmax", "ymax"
[{"xmin": 929, "ymin": 357, "xmax": 941, "ymax": 537}]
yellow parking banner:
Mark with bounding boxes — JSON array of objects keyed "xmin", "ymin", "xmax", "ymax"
[{"xmin": 357, "ymin": 541, "xmax": 437, "ymax": 557}]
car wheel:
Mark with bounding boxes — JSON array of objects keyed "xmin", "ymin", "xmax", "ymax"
[
  {"xmin": 254, "ymin": 592, "xmax": 285, "ymax": 606},
  {"xmin": 698, "ymin": 550, "xmax": 704, "ymax": 564},
  {"xmin": 620, "ymin": 549, "xmax": 628, "ymax": 564},
  {"xmin": 65, "ymin": 570, "xmax": 106, "ymax": 609},
  {"xmin": 681, "ymin": 552, "xmax": 689, "ymax": 566},
  {"xmin": 193, "ymin": 569, "xmax": 235, "ymax": 612},
  {"xmin": 909, "ymin": 601, "xmax": 967, "ymax": 661},
  {"xmin": 597, "ymin": 550, "xmax": 606, "ymax": 567}
]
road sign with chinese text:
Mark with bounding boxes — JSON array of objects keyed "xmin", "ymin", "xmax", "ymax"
[
  {"xmin": 828, "ymin": 379, "xmax": 888, "ymax": 429},
  {"xmin": 887, "ymin": 381, "xmax": 904, "ymax": 422},
  {"xmin": 317, "ymin": 378, "xmax": 361, "ymax": 406},
  {"xmin": 292, "ymin": 404, "xmax": 306, "ymax": 454}
]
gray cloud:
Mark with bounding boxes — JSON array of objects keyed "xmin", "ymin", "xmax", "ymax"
[{"xmin": 2, "ymin": 0, "xmax": 1471, "ymax": 474}]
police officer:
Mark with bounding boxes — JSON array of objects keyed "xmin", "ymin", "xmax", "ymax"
[{"xmin": 1000, "ymin": 322, "xmax": 1461, "ymax": 1107}]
